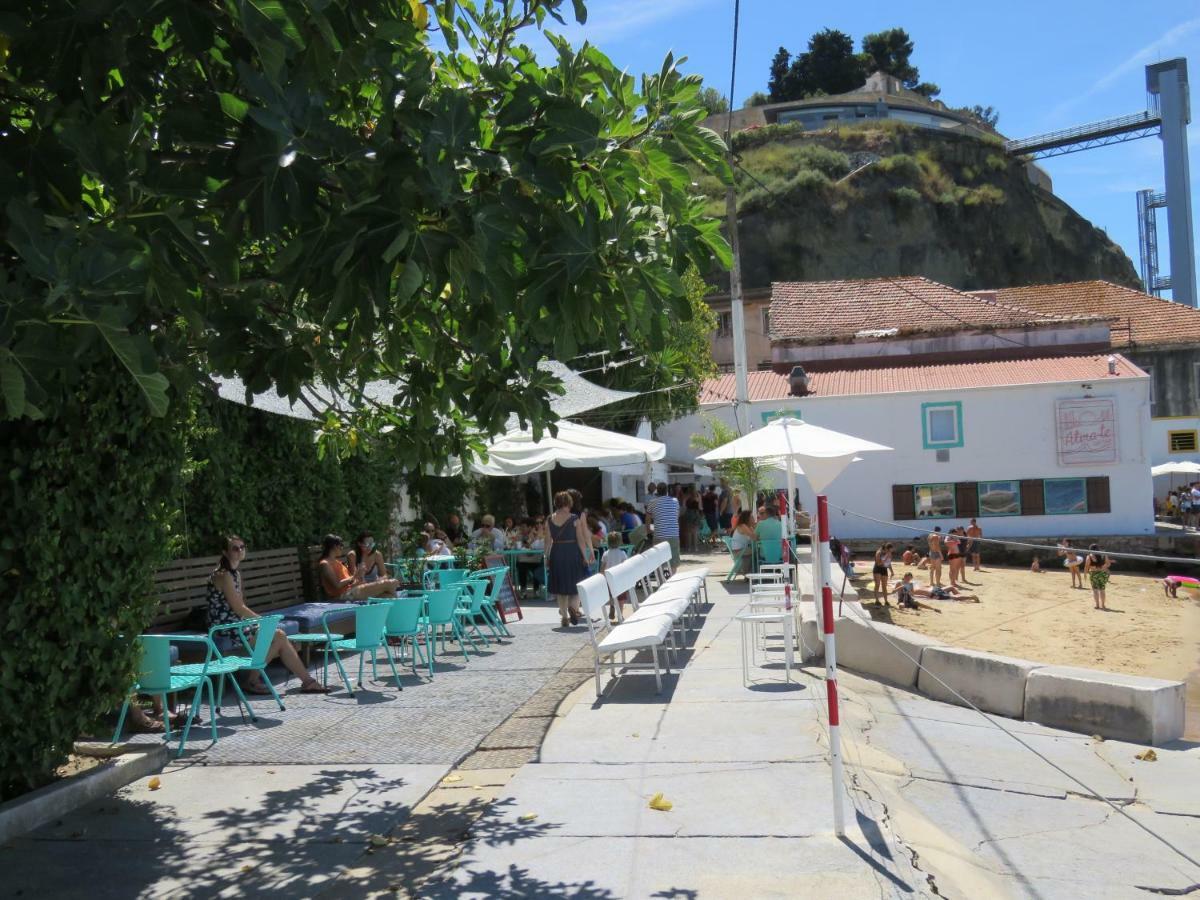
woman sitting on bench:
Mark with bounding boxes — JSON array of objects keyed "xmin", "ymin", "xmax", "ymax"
[
  {"xmin": 207, "ymin": 535, "xmax": 329, "ymax": 694},
  {"xmin": 319, "ymin": 533, "xmax": 399, "ymax": 601}
]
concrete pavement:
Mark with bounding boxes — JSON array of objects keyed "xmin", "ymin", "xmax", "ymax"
[{"xmin": 423, "ymin": 572, "xmax": 1200, "ymax": 899}]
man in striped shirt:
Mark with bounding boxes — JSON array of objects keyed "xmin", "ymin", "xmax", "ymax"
[{"xmin": 648, "ymin": 481, "xmax": 681, "ymax": 565}]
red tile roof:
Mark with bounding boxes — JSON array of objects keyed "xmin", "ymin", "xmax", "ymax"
[
  {"xmin": 979, "ymin": 281, "xmax": 1200, "ymax": 348},
  {"xmin": 768, "ymin": 276, "xmax": 1102, "ymax": 343},
  {"xmin": 698, "ymin": 354, "xmax": 1145, "ymax": 404}
]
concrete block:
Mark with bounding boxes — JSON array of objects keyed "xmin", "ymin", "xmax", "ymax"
[
  {"xmin": 917, "ymin": 647, "xmax": 1044, "ymax": 719},
  {"xmin": 833, "ymin": 618, "xmax": 944, "ymax": 688},
  {"xmin": 796, "ymin": 601, "xmax": 868, "ymax": 663},
  {"xmin": 1024, "ymin": 666, "xmax": 1186, "ymax": 745}
]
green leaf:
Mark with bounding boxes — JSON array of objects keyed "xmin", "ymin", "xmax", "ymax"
[
  {"xmin": 529, "ymin": 102, "xmax": 602, "ymax": 157},
  {"xmin": 0, "ymin": 352, "xmax": 25, "ymax": 418},
  {"xmin": 382, "ymin": 228, "xmax": 411, "ymax": 264},
  {"xmin": 87, "ymin": 311, "xmax": 171, "ymax": 417},
  {"xmin": 672, "ymin": 124, "xmax": 732, "ymax": 182},
  {"xmin": 218, "ymin": 92, "xmax": 250, "ymax": 122},
  {"xmin": 571, "ymin": 0, "xmax": 588, "ymax": 24}
]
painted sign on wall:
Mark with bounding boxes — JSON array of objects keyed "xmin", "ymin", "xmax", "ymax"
[{"xmin": 1055, "ymin": 398, "xmax": 1118, "ymax": 465}]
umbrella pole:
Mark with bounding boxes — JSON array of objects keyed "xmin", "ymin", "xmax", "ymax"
[
  {"xmin": 545, "ymin": 469, "xmax": 553, "ymax": 515},
  {"xmin": 815, "ymin": 495, "xmax": 846, "ymax": 837}
]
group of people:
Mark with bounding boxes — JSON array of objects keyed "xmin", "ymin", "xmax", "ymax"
[
  {"xmin": 869, "ymin": 539, "xmax": 981, "ymax": 609},
  {"xmin": 1159, "ymin": 483, "xmax": 1200, "ymax": 527}
]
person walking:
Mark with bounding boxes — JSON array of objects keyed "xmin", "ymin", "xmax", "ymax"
[
  {"xmin": 648, "ymin": 480, "xmax": 682, "ymax": 565},
  {"xmin": 545, "ymin": 490, "xmax": 594, "ymax": 628},
  {"xmin": 967, "ymin": 519, "xmax": 983, "ymax": 571},
  {"xmin": 1084, "ymin": 544, "xmax": 1112, "ymax": 610}
]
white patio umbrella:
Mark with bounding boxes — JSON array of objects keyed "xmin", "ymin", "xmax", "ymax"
[
  {"xmin": 452, "ymin": 420, "xmax": 665, "ymax": 476},
  {"xmin": 696, "ymin": 417, "xmax": 891, "ymax": 541},
  {"xmin": 1151, "ymin": 461, "xmax": 1200, "ymax": 476}
]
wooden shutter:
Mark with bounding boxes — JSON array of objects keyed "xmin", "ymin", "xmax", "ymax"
[
  {"xmin": 955, "ymin": 482, "xmax": 979, "ymax": 517},
  {"xmin": 1086, "ymin": 477, "xmax": 1111, "ymax": 514},
  {"xmin": 1019, "ymin": 480, "xmax": 1045, "ymax": 516},
  {"xmin": 892, "ymin": 484, "xmax": 916, "ymax": 520}
]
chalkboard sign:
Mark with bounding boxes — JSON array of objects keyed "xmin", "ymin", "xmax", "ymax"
[{"xmin": 484, "ymin": 554, "xmax": 524, "ymax": 622}]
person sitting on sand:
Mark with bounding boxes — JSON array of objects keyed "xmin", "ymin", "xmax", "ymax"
[
  {"xmin": 1030, "ymin": 556, "xmax": 1042, "ymax": 573},
  {"xmin": 899, "ymin": 573, "xmax": 981, "ymax": 603},
  {"xmin": 901, "ymin": 545, "xmax": 918, "ymax": 565},
  {"xmin": 891, "ymin": 573, "xmax": 942, "ymax": 613}
]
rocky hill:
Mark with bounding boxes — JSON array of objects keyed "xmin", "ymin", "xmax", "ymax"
[{"xmin": 698, "ymin": 122, "xmax": 1141, "ymax": 292}]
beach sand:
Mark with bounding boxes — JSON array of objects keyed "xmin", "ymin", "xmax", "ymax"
[{"xmin": 847, "ymin": 560, "xmax": 1200, "ymax": 740}]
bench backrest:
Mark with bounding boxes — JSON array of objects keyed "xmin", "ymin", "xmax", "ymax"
[{"xmin": 152, "ymin": 546, "xmax": 305, "ymax": 630}]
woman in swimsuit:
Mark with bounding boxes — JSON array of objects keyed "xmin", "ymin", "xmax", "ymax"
[
  {"xmin": 872, "ymin": 543, "xmax": 894, "ymax": 605},
  {"xmin": 944, "ymin": 529, "xmax": 962, "ymax": 588},
  {"xmin": 1084, "ymin": 544, "xmax": 1111, "ymax": 610}
]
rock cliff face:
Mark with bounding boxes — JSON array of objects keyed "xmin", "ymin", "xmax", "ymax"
[{"xmin": 699, "ymin": 122, "xmax": 1140, "ymax": 292}]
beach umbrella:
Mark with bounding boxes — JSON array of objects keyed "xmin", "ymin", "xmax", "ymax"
[{"xmin": 1151, "ymin": 461, "xmax": 1200, "ymax": 476}]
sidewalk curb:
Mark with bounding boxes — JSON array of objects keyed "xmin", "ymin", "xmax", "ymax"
[{"xmin": 0, "ymin": 746, "xmax": 167, "ymax": 844}]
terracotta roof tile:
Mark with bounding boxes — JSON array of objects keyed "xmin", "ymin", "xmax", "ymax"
[
  {"xmin": 980, "ymin": 281, "xmax": 1200, "ymax": 348},
  {"xmin": 768, "ymin": 277, "xmax": 1096, "ymax": 343},
  {"xmin": 698, "ymin": 354, "xmax": 1145, "ymax": 404}
]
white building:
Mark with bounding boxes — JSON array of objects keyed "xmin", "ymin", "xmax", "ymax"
[{"xmin": 656, "ymin": 354, "xmax": 1153, "ymax": 539}]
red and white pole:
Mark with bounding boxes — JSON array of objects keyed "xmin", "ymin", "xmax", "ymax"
[{"xmin": 816, "ymin": 494, "xmax": 846, "ymax": 836}]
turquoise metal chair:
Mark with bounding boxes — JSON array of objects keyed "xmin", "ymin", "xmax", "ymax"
[
  {"xmin": 721, "ymin": 535, "xmax": 753, "ymax": 582},
  {"xmin": 420, "ymin": 588, "xmax": 471, "ymax": 667},
  {"xmin": 756, "ymin": 539, "xmax": 784, "ymax": 567},
  {"xmin": 456, "ymin": 580, "xmax": 494, "ymax": 650},
  {"xmin": 372, "ymin": 595, "xmax": 432, "ymax": 679},
  {"xmin": 467, "ymin": 567, "xmax": 513, "ymax": 639},
  {"xmin": 320, "ymin": 604, "xmax": 401, "ymax": 695},
  {"xmin": 113, "ymin": 635, "xmax": 217, "ymax": 757},
  {"xmin": 205, "ymin": 614, "xmax": 286, "ymax": 721},
  {"xmin": 424, "ymin": 567, "xmax": 468, "ymax": 591}
]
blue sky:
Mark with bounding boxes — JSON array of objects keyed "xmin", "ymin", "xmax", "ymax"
[{"xmin": 539, "ymin": 0, "xmax": 1200, "ymax": 295}]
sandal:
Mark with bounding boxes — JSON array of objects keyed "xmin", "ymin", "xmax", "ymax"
[
  {"xmin": 245, "ymin": 682, "xmax": 275, "ymax": 696},
  {"xmin": 300, "ymin": 680, "xmax": 330, "ymax": 694}
]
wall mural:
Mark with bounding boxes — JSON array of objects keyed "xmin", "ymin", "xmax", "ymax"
[{"xmin": 1055, "ymin": 398, "xmax": 1118, "ymax": 466}]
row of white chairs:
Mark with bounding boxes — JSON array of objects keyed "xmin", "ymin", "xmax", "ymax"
[{"xmin": 577, "ymin": 542, "xmax": 709, "ymax": 699}]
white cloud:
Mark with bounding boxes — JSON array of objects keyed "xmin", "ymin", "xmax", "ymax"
[{"xmin": 1047, "ymin": 16, "xmax": 1200, "ymax": 121}]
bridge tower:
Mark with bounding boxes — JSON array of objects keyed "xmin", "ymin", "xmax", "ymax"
[{"xmin": 1147, "ymin": 59, "xmax": 1195, "ymax": 307}]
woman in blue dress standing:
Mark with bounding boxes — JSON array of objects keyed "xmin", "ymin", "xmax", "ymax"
[{"xmin": 545, "ymin": 490, "xmax": 595, "ymax": 628}]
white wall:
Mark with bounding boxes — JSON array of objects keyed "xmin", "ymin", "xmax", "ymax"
[
  {"xmin": 656, "ymin": 377, "xmax": 1154, "ymax": 539},
  {"xmin": 1149, "ymin": 415, "xmax": 1200, "ymax": 499}
]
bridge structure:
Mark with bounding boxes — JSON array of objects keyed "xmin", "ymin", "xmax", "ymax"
[{"xmin": 1005, "ymin": 59, "xmax": 1194, "ymax": 307}]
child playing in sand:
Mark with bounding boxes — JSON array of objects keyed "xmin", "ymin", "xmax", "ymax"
[{"xmin": 1030, "ymin": 556, "xmax": 1041, "ymax": 573}]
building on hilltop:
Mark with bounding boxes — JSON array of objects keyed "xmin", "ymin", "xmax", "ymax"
[{"xmin": 706, "ymin": 72, "xmax": 1052, "ymax": 192}]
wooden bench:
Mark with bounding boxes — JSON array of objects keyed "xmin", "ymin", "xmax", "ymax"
[{"xmin": 151, "ymin": 546, "xmax": 308, "ymax": 630}]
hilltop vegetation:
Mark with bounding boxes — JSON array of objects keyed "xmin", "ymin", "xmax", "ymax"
[{"xmin": 696, "ymin": 122, "xmax": 1141, "ymax": 292}]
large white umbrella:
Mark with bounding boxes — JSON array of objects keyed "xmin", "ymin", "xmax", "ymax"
[
  {"xmin": 697, "ymin": 417, "xmax": 891, "ymax": 543},
  {"xmin": 453, "ymin": 420, "xmax": 665, "ymax": 476},
  {"xmin": 1151, "ymin": 461, "xmax": 1200, "ymax": 476}
]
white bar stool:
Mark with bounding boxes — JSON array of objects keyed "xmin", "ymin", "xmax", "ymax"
[{"xmin": 735, "ymin": 610, "xmax": 794, "ymax": 686}]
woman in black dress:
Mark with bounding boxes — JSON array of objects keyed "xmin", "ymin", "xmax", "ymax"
[{"xmin": 545, "ymin": 490, "xmax": 594, "ymax": 628}]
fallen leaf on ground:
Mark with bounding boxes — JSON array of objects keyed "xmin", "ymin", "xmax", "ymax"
[
  {"xmin": 1134, "ymin": 749, "xmax": 1158, "ymax": 762},
  {"xmin": 1091, "ymin": 735, "xmax": 1105, "ymax": 742},
  {"xmin": 648, "ymin": 792, "xmax": 673, "ymax": 812},
  {"xmin": 147, "ymin": 777, "xmax": 161, "ymax": 791},
  {"xmin": 240, "ymin": 865, "xmax": 253, "ymax": 873},
  {"xmin": 518, "ymin": 813, "xmax": 538, "ymax": 823},
  {"xmin": 442, "ymin": 774, "xmax": 463, "ymax": 783},
  {"xmin": 631, "ymin": 733, "xmax": 639, "ymax": 738},
  {"xmin": 369, "ymin": 834, "xmax": 389, "ymax": 847}
]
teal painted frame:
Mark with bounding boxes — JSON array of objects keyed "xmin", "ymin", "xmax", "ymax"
[
  {"xmin": 912, "ymin": 483, "xmax": 956, "ymax": 519},
  {"xmin": 976, "ymin": 480, "xmax": 1022, "ymax": 517},
  {"xmin": 1043, "ymin": 478, "xmax": 1089, "ymax": 515},
  {"xmin": 921, "ymin": 401, "xmax": 963, "ymax": 449}
]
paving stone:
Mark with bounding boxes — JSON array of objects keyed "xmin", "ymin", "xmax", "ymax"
[
  {"xmin": 457, "ymin": 748, "xmax": 538, "ymax": 770},
  {"xmin": 477, "ymin": 716, "xmax": 555, "ymax": 750}
]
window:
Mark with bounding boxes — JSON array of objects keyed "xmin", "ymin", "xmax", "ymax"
[
  {"xmin": 715, "ymin": 311, "xmax": 732, "ymax": 337},
  {"xmin": 1169, "ymin": 430, "xmax": 1199, "ymax": 453},
  {"xmin": 977, "ymin": 480, "xmax": 1021, "ymax": 516},
  {"xmin": 914, "ymin": 483, "xmax": 955, "ymax": 518},
  {"xmin": 1143, "ymin": 364, "xmax": 1156, "ymax": 411},
  {"xmin": 921, "ymin": 401, "xmax": 963, "ymax": 449},
  {"xmin": 761, "ymin": 308, "xmax": 771, "ymax": 335},
  {"xmin": 1044, "ymin": 478, "xmax": 1088, "ymax": 515}
]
